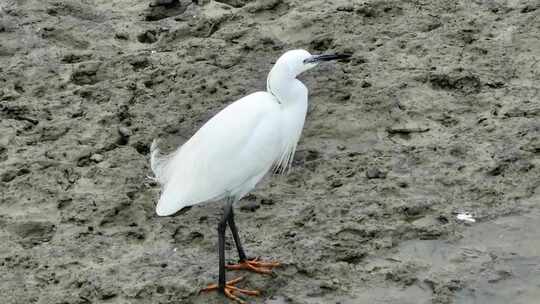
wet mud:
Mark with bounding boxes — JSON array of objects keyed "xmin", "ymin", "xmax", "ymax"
[{"xmin": 1, "ymin": 0, "xmax": 539, "ymax": 303}]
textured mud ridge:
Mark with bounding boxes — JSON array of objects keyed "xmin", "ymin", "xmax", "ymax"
[{"xmin": 1, "ymin": 0, "xmax": 539, "ymax": 303}]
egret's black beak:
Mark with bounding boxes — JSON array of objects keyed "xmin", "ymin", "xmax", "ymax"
[{"xmin": 304, "ymin": 53, "xmax": 351, "ymax": 64}]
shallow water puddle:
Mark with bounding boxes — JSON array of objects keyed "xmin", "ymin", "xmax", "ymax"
[{"xmin": 387, "ymin": 210, "xmax": 540, "ymax": 304}]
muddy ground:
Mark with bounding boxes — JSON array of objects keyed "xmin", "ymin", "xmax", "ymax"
[{"xmin": 1, "ymin": 0, "xmax": 539, "ymax": 303}]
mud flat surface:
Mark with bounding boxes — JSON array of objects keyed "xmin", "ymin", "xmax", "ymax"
[{"xmin": 1, "ymin": 0, "xmax": 539, "ymax": 303}]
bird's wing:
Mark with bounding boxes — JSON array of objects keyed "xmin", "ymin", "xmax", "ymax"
[{"xmin": 154, "ymin": 92, "xmax": 283, "ymax": 215}]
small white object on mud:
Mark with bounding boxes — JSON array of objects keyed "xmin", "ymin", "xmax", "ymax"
[{"xmin": 456, "ymin": 212, "xmax": 476, "ymax": 223}]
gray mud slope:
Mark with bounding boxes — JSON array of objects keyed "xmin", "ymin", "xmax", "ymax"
[{"xmin": 1, "ymin": 0, "xmax": 539, "ymax": 303}]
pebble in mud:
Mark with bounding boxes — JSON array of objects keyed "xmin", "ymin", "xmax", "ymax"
[
  {"xmin": 240, "ymin": 200, "xmax": 260, "ymax": 212},
  {"xmin": 70, "ymin": 61, "xmax": 102, "ymax": 85},
  {"xmin": 137, "ymin": 30, "xmax": 158, "ymax": 44},
  {"xmin": 115, "ymin": 32, "xmax": 129, "ymax": 40},
  {"xmin": 118, "ymin": 126, "xmax": 132, "ymax": 137},
  {"xmin": 90, "ymin": 153, "xmax": 104, "ymax": 163},
  {"xmin": 366, "ymin": 167, "xmax": 386, "ymax": 179},
  {"xmin": 331, "ymin": 179, "xmax": 343, "ymax": 188},
  {"xmin": 117, "ymin": 126, "xmax": 132, "ymax": 145}
]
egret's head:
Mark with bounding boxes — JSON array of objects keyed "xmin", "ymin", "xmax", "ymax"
[
  {"xmin": 274, "ymin": 49, "xmax": 351, "ymax": 77},
  {"xmin": 267, "ymin": 49, "xmax": 350, "ymax": 102}
]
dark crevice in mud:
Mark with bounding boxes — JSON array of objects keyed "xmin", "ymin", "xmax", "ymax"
[{"xmin": 428, "ymin": 74, "xmax": 482, "ymax": 94}]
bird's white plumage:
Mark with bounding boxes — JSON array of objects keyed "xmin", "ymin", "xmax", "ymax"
[{"xmin": 152, "ymin": 50, "xmax": 314, "ymax": 216}]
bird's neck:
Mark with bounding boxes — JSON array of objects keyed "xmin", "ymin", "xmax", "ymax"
[{"xmin": 266, "ymin": 67, "xmax": 305, "ymax": 106}]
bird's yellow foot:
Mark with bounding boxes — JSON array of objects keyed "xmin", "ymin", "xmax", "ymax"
[
  {"xmin": 226, "ymin": 257, "xmax": 281, "ymax": 274},
  {"xmin": 200, "ymin": 276, "xmax": 260, "ymax": 304}
]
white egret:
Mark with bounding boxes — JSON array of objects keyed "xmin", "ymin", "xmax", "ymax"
[{"xmin": 150, "ymin": 49, "xmax": 350, "ymax": 303}]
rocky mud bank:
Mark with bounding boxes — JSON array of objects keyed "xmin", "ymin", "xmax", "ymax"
[{"xmin": 1, "ymin": 0, "xmax": 539, "ymax": 303}]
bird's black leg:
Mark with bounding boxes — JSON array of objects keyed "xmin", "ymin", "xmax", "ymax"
[
  {"xmin": 217, "ymin": 199, "xmax": 233, "ymax": 293},
  {"xmin": 201, "ymin": 199, "xmax": 259, "ymax": 302},
  {"xmin": 227, "ymin": 201, "xmax": 248, "ymax": 261},
  {"xmin": 224, "ymin": 198, "xmax": 281, "ymax": 275}
]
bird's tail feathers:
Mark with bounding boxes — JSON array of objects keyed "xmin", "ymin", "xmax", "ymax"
[{"xmin": 150, "ymin": 139, "xmax": 174, "ymax": 185}]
